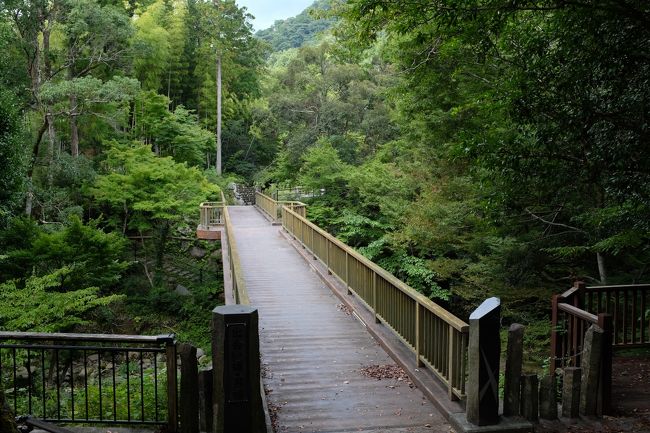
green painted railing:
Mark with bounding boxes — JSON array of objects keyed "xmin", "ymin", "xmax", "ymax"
[{"xmin": 281, "ymin": 205, "xmax": 469, "ymax": 400}]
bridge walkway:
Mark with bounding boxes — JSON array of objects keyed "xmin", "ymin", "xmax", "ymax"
[{"xmin": 228, "ymin": 206, "xmax": 450, "ymax": 433}]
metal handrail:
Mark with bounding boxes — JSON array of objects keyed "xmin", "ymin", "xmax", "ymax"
[
  {"xmin": 220, "ymin": 192, "xmax": 250, "ymax": 306},
  {"xmin": 0, "ymin": 332, "xmax": 178, "ymax": 430},
  {"xmin": 280, "ymin": 205, "xmax": 469, "ymax": 399},
  {"xmin": 255, "ymin": 191, "xmax": 306, "ymax": 221}
]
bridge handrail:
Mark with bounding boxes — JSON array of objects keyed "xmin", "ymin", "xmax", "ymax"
[
  {"xmin": 255, "ymin": 191, "xmax": 306, "ymax": 221},
  {"xmin": 281, "ymin": 205, "xmax": 468, "ymax": 400},
  {"xmin": 0, "ymin": 331, "xmax": 179, "ymax": 431},
  {"xmin": 199, "ymin": 201, "xmax": 225, "ymax": 227},
  {"xmin": 221, "ymin": 191, "xmax": 250, "ymax": 305}
]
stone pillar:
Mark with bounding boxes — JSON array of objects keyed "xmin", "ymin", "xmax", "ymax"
[
  {"xmin": 580, "ymin": 325, "xmax": 604, "ymax": 417},
  {"xmin": 212, "ymin": 305, "xmax": 266, "ymax": 433},
  {"xmin": 562, "ymin": 367, "xmax": 581, "ymax": 418},
  {"xmin": 539, "ymin": 375, "xmax": 558, "ymax": 420},
  {"xmin": 503, "ymin": 324, "xmax": 525, "ymax": 417},
  {"xmin": 178, "ymin": 343, "xmax": 199, "ymax": 433},
  {"xmin": 466, "ymin": 297, "xmax": 501, "ymax": 426},
  {"xmin": 199, "ymin": 368, "xmax": 214, "ymax": 432},
  {"xmin": 520, "ymin": 374, "xmax": 539, "ymax": 422}
]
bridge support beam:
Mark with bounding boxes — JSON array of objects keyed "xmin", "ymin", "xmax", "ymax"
[{"xmin": 211, "ymin": 305, "xmax": 266, "ymax": 433}]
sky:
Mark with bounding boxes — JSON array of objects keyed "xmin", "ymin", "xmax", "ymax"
[{"xmin": 236, "ymin": 0, "xmax": 315, "ymax": 31}]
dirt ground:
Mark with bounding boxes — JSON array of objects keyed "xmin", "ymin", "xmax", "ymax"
[{"xmin": 535, "ymin": 353, "xmax": 650, "ymax": 433}]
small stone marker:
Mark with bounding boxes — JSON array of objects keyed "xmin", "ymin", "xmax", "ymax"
[
  {"xmin": 466, "ymin": 297, "xmax": 501, "ymax": 426},
  {"xmin": 539, "ymin": 375, "xmax": 558, "ymax": 420},
  {"xmin": 520, "ymin": 374, "xmax": 539, "ymax": 422},
  {"xmin": 580, "ymin": 325, "xmax": 604, "ymax": 417},
  {"xmin": 211, "ymin": 305, "xmax": 266, "ymax": 433},
  {"xmin": 199, "ymin": 367, "xmax": 214, "ymax": 432},
  {"xmin": 178, "ymin": 343, "xmax": 199, "ymax": 433},
  {"xmin": 562, "ymin": 367, "xmax": 581, "ymax": 418},
  {"xmin": 503, "ymin": 323, "xmax": 525, "ymax": 417}
]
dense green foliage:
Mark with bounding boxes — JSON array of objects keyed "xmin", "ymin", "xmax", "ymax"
[
  {"xmin": 255, "ymin": 0, "xmax": 334, "ymax": 52},
  {"xmin": 0, "ymin": 0, "xmax": 648, "ymax": 371},
  {"xmin": 251, "ymin": 0, "xmax": 650, "ymax": 363},
  {"xmin": 0, "ymin": 0, "xmax": 247, "ymax": 339}
]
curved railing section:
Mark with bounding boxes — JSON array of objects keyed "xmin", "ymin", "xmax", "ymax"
[
  {"xmin": 255, "ymin": 191, "xmax": 306, "ymax": 222},
  {"xmin": 281, "ymin": 205, "xmax": 469, "ymax": 400}
]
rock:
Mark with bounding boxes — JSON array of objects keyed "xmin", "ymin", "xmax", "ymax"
[
  {"xmin": 175, "ymin": 284, "xmax": 191, "ymax": 296},
  {"xmin": 196, "ymin": 348, "xmax": 205, "ymax": 359},
  {"xmin": 190, "ymin": 246, "xmax": 207, "ymax": 258}
]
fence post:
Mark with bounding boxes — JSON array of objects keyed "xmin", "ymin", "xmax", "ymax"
[
  {"xmin": 166, "ymin": 341, "xmax": 179, "ymax": 433},
  {"xmin": 503, "ymin": 323, "xmax": 524, "ymax": 417},
  {"xmin": 178, "ymin": 343, "xmax": 199, "ymax": 433},
  {"xmin": 597, "ymin": 313, "xmax": 613, "ymax": 415},
  {"xmin": 466, "ymin": 297, "xmax": 501, "ymax": 426},
  {"xmin": 198, "ymin": 368, "xmax": 213, "ymax": 433},
  {"xmin": 211, "ymin": 305, "xmax": 265, "ymax": 433},
  {"xmin": 549, "ymin": 294, "xmax": 561, "ymax": 376}
]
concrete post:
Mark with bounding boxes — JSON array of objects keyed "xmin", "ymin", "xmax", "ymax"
[
  {"xmin": 178, "ymin": 343, "xmax": 199, "ymax": 433},
  {"xmin": 212, "ymin": 305, "xmax": 266, "ymax": 433},
  {"xmin": 520, "ymin": 374, "xmax": 539, "ymax": 422},
  {"xmin": 580, "ymin": 325, "xmax": 604, "ymax": 417},
  {"xmin": 539, "ymin": 375, "xmax": 557, "ymax": 420},
  {"xmin": 466, "ymin": 297, "xmax": 501, "ymax": 426},
  {"xmin": 503, "ymin": 324, "xmax": 525, "ymax": 417},
  {"xmin": 562, "ymin": 367, "xmax": 581, "ymax": 418}
]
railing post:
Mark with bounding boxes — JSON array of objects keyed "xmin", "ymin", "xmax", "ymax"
[
  {"xmin": 166, "ymin": 340, "xmax": 178, "ymax": 433},
  {"xmin": 597, "ymin": 313, "xmax": 613, "ymax": 415},
  {"xmin": 416, "ymin": 303, "xmax": 423, "ymax": 367},
  {"xmin": 447, "ymin": 326, "xmax": 456, "ymax": 399},
  {"xmin": 345, "ymin": 251, "xmax": 351, "ymax": 295},
  {"xmin": 211, "ymin": 305, "xmax": 265, "ymax": 433},
  {"xmin": 326, "ymin": 238, "xmax": 331, "ymax": 274},
  {"xmin": 372, "ymin": 272, "xmax": 379, "ymax": 323},
  {"xmin": 550, "ymin": 294, "xmax": 562, "ymax": 376}
]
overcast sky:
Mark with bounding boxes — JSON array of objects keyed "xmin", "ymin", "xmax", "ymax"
[{"xmin": 236, "ymin": 0, "xmax": 315, "ymax": 31}]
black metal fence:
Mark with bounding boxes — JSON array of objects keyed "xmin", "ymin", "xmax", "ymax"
[{"xmin": 0, "ymin": 332, "xmax": 178, "ymax": 431}]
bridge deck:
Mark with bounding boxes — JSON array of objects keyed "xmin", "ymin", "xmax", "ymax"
[{"xmin": 229, "ymin": 206, "xmax": 450, "ymax": 433}]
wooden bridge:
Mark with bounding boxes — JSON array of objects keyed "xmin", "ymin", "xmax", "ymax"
[{"xmin": 201, "ymin": 192, "xmax": 469, "ymax": 432}]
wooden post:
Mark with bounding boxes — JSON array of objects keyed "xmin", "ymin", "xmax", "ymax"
[
  {"xmin": 466, "ymin": 297, "xmax": 501, "ymax": 426},
  {"xmin": 549, "ymin": 294, "xmax": 561, "ymax": 377},
  {"xmin": 178, "ymin": 343, "xmax": 199, "ymax": 433},
  {"xmin": 211, "ymin": 305, "xmax": 265, "ymax": 433},
  {"xmin": 166, "ymin": 341, "xmax": 178, "ymax": 433},
  {"xmin": 597, "ymin": 313, "xmax": 612, "ymax": 415}
]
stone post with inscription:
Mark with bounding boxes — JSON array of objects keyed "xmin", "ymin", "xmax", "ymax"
[
  {"xmin": 211, "ymin": 305, "xmax": 266, "ymax": 433},
  {"xmin": 466, "ymin": 297, "xmax": 501, "ymax": 426}
]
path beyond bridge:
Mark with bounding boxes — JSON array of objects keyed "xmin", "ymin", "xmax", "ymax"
[{"xmin": 229, "ymin": 206, "xmax": 451, "ymax": 433}]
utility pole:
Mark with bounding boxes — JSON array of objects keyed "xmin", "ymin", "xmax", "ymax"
[
  {"xmin": 216, "ymin": 53, "xmax": 222, "ymax": 175},
  {"xmin": 214, "ymin": 0, "xmax": 222, "ymax": 175}
]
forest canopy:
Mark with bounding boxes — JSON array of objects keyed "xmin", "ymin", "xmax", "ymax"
[{"xmin": 0, "ymin": 0, "xmax": 648, "ymax": 364}]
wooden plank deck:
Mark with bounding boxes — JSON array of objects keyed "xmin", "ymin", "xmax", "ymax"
[{"xmin": 229, "ymin": 206, "xmax": 452, "ymax": 433}]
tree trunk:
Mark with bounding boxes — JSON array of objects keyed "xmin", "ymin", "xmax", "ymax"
[
  {"xmin": 597, "ymin": 252, "xmax": 608, "ymax": 285},
  {"xmin": 70, "ymin": 94, "xmax": 80, "ymax": 157},
  {"xmin": 216, "ymin": 54, "xmax": 222, "ymax": 175}
]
